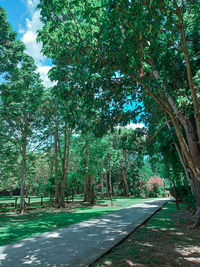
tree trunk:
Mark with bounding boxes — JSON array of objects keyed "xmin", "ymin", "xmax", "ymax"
[
  {"xmin": 172, "ymin": 179, "xmax": 179, "ymax": 210},
  {"xmin": 104, "ymin": 174, "xmax": 109, "ymax": 198},
  {"xmin": 9, "ymin": 187, "xmax": 13, "ymax": 197},
  {"xmin": 183, "ymin": 119, "xmax": 200, "ymax": 226},
  {"xmin": 90, "ymin": 174, "xmax": 95, "ymax": 204},
  {"xmin": 25, "ymin": 183, "xmax": 30, "ymax": 198},
  {"xmin": 107, "ymin": 153, "xmax": 113, "ymax": 206},
  {"xmin": 54, "ymin": 121, "xmax": 59, "ymax": 205},
  {"xmin": 166, "ymin": 118, "xmax": 195, "ymax": 193},
  {"xmin": 132, "ymin": 175, "xmax": 135, "ymax": 192},
  {"xmin": 122, "ymin": 169, "xmax": 129, "ymax": 197},
  {"xmin": 60, "ymin": 128, "xmax": 71, "ymax": 207},
  {"xmin": 20, "ymin": 141, "xmax": 26, "ymax": 214},
  {"xmin": 179, "ymin": 12, "xmax": 200, "ymax": 143},
  {"xmin": 84, "ymin": 136, "xmax": 90, "ymax": 202},
  {"xmin": 100, "ymin": 173, "xmax": 104, "ymax": 199},
  {"xmin": 100, "ymin": 160, "xmax": 104, "ymax": 199},
  {"xmin": 170, "ymin": 116, "xmax": 200, "ymax": 182}
]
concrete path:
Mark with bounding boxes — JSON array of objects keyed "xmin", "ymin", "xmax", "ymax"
[{"xmin": 0, "ymin": 198, "xmax": 168, "ymax": 267}]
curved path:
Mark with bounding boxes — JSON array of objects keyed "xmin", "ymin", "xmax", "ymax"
[{"xmin": 0, "ymin": 198, "xmax": 168, "ymax": 267}]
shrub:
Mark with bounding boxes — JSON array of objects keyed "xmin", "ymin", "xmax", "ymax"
[{"xmin": 147, "ymin": 176, "xmax": 164, "ymax": 197}]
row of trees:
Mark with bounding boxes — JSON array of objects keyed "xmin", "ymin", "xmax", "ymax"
[
  {"xmin": 0, "ymin": 1, "xmax": 199, "ymax": 227},
  {"xmin": 37, "ymin": 0, "xmax": 200, "ymax": 225}
]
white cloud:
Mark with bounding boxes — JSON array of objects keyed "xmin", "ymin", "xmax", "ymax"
[
  {"xmin": 22, "ymin": 30, "xmax": 36, "ymax": 43},
  {"xmin": 37, "ymin": 65, "xmax": 53, "ymax": 88},
  {"xmin": 26, "ymin": 0, "xmax": 40, "ymax": 15},
  {"xmin": 116, "ymin": 122, "xmax": 145, "ymax": 130},
  {"xmin": 19, "ymin": 0, "xmax": 52, "ymax": 88},
  {"xmin": 125, "ymin": 122, "xmax": 145, "ymax": 130}
]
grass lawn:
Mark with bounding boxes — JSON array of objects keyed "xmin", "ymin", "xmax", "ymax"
[
  {"xmin": 0, "ymin": 197, "xmax": 153, "ymax": 246},
  {"xmin": 0, "ymin": 196, "xmax": 52, "ymax": 212},
  {"xmin": 92, "ymin": 202, "xmax": 200, "ymax": 267}
]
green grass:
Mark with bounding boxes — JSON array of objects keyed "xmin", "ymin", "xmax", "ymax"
[
  {"xmin": 0, "ymin": 196, "xmax": 53, "ymax": 212},
  {"xmin": 93, "ymin": 202, "xmax": 200, "ymax": 267},
  {"xmin": 0, "ymin": 197, "xmax": 152, "ymax": 246},
  {"xmin": 0, "ymin": 196, "xmax": 51, "ymax": 204}
]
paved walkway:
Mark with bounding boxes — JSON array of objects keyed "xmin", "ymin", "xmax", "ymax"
[{"xmin": 0, "ymin": 198, "xmax": 168, "ymax": 267}]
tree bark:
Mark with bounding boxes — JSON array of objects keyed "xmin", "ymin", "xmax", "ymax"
[
  {"xmin": 104, "ymin": 173, "xmax": 109, "ymax": 198},
  {"xmin": 122, "ymin": 169, "xmax": 129, "ymax": 196},
  {"xmin": 171, "ymin": 116, "xmax": 200, "ymax": 182},
  {"xmin": 100, "ymin": 160, "xmax": 104, "ymax": 199},
  {"xmin": 60, "ymin": 128, "xmax": 71, "ymax": 207},
  {"xmin": 107, "ymin": 153, "xmax": 113, "ymax": 206},
  {"xmin": 54, "ymin": 120, "xmax": 59, "ymax": 205},
  {"xmin": 132, "ymin": 175, "xmax": 135, "ymax": 192},
  {"xmin": 172, "ymin": 179, "xmax": 179, "ymax": 210},
  {"xmin": 84, "ymin": 135, "xmax": 90, "ymax": 202},
  {"xmin": 178, "ymin": 10, "xmax": 200, "ymax": 143},
  {"xmin": 20, "ymin": 141, "xmax": 26, "ymax": 214},
  {"xmin": 89, "ymin": 174, "xmax": 95, "ymax": 204},
  {"xmin": 25, "ymin": 183, "xmax": 30, "ymax": 198}
]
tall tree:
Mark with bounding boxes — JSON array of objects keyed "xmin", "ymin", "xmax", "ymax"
[{"xmin": 0, "ymin": 53, "xmax": 44, "ymax": 213}]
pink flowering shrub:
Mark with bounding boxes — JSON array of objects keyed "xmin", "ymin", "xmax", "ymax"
[
  {"xmin": 147, "ymin": 176, "xmax": 164, "ymax": 197},
  {"xmin": 134, "ymin": 177, "xmax": 164, "ymax": 197}
]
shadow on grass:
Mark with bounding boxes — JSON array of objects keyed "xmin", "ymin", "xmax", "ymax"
[
  {"xmin": 92, "ymin": 202, "xmax": 200, "ymax": 267},
  {"xmin": 0, "ymin": 209, "xmax": 111, "ymax": 246}
]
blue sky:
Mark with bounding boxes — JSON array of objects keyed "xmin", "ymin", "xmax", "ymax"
[{"xmin": 0, "ymin": 0, "xmax": 52, "ymax": 87}]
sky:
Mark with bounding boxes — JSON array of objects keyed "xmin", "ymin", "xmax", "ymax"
[{"xmin": 0, "ymin": 0, "xmax": 52, "ymax": 87}]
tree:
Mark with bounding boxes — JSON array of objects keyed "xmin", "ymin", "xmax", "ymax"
[{"xmin": 0, "ymin": 52, "xmax": 44, "ymax": 213}]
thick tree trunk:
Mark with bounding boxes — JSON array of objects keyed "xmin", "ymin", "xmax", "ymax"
[
  {"xmin": 54, "ymin": 122, "xmax": 59, "ymax": 205},
  {"xmin": 122, "ymin": 169, "xmax": 129, "ymax": 196},
  {"xmin": 171, "ymin": 116, "xmax": 200, "ymax": 182},
  {"xmin": 166, "ymin": 118, "xmax": 195, "ymax": 193},
  {"xmin": 183, "ymin": 119, "xmax": 200, "ymax": 226},
  {"xmin": 20, "ymin": 141, "xmax": 26, "ymax": 214}
]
